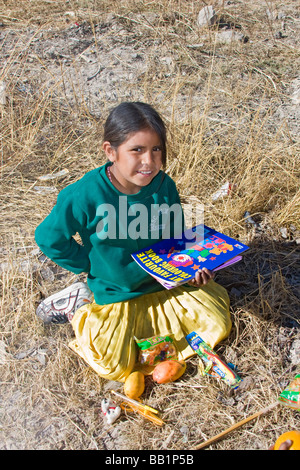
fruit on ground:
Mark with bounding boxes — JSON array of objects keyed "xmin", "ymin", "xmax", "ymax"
[
  {"xmin": 274, "ymin": 430, "xmax": 300, "ymax": 450},
  {"xmin": 124, "ymin": 371, "xmax": 145, "ymax": 399},
  {"xmin": 153, "ymin": 359, "xmax": 186, "ymax": 384}
]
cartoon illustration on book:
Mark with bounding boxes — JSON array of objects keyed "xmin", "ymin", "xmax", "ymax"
[{"xmin": 131, "ymin": 224, "xmax": 249, "ymax": 289}]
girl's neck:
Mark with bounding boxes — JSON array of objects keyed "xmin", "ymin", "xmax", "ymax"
[{"xmin": 106, "ymin": 164, "xmax": 140, "ymax": 195}]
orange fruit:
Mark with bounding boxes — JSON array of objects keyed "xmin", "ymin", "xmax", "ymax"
[
  {"xmin": 153, "ymin": 359, "xmax": 186, "ymax": 384},
  {"xmin": 124, "ymin": 371, "xmax": 145, "ymax": 399},
  {"xmin": 274, "ymin": 430, "xmax": 300, "ymax": 450}
]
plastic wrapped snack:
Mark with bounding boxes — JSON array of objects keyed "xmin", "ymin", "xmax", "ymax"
[
  {"xmin": 278, "ymin": 374, "xmax": 300, "ymax": 411},
  {"xmin": 135, "ymin": 334, "xmax": 177, "ymax": 366},
  {"xmin": 185, "ymin": 331, "xmax": 242, "ymax": 389}
]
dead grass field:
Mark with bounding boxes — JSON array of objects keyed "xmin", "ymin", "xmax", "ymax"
[{"xmin": 0, "ymin": 0, "xmax": 299, "ymax": 450}]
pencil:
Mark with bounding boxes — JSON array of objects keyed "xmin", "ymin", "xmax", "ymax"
[
  {"xmin": 111, "ymin": 390, "xmax": 159, "ymax": 415},
  {"xmin": 192, "ymin": 401, "xmax": 279, "ymax": 450}
]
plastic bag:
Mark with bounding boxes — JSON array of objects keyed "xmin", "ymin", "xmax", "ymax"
[
  {"xmin": 135, "ymin": 334, "xmax": 177, "ymax": 366},
  {"xmin": 186, "ymin": 331, "xmax": 242, "ymax": 389},
  {"xmin": 278, "ymin": 374, "xmax": 300, "ymax": 411}
]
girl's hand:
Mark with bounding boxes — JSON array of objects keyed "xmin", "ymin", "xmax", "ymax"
[
  {"xmin": 269, "ymin": 440, "xmax": 293, "ymax": 450},
  {"xmin": 188, "ymin": 268, "xmax": 215, "ymax": 287}
]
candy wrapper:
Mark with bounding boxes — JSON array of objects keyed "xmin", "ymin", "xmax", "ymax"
[
  {"xmin": 186, "ymin": 331, "xmax": 242, "ymax": 389},
  {"xmin": 278, "ymin": 374, "xmax": 300, "ymax": 411},
  {"xmin": 135, "ymin": 334, "xmax": 177, "ymax": 366}
]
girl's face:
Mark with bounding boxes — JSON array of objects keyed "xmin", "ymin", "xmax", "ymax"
[{"xmin": 103, "ymin": 128, "xmax": 163, "ymax": 194}]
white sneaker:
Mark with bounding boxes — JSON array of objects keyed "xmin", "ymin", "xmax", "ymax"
[{"xmin": 36, "ymin": 282, "xmax": 93, "ymax": 324}]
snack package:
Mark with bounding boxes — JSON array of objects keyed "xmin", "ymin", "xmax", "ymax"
[
  {"xmin": 185, "ymin": 331, "xmax": 242, "ymax": 389},
  {"xmin": 135, "ymin": 334, "xmax": 177, "ymax": 366},
  {"xmin": 278, "ymin": 374, "xmax": 300, "ymax": 411}
]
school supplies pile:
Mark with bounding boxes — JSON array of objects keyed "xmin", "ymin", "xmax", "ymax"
[
  {"xmin": 131, "ymin": 224, "xmax": 249, "ymax": 289},
  {"xmin": 102, "ymin": 331, "xmax": 299, "ymax": 441}
]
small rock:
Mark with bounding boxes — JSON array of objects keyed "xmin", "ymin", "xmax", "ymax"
[
  {"xmin": 244, "ymin": 211, "xmax": 258, "ymax": 228},
  {"xmin": 0, "ymin": 80, "xmax": 6, "ymax": 105},
  {"xmin": 266, "ymin": 8, "xmax": 278, "ymax": 21},
  {"xmin": 291, "ymin": 89, "xmax": 300, "ymax": 105},
  {"xmin": 289, "ymin": 340, "xmax": 300, "ymax": 365},
  {"xmin": 225, "ymin": 346, "xmax": 238, "ymax": 366},
  {"xmin": 197, "ymin": 6, "xmax": 216, "ymax": 28},
  {"xmin": 34, "ymin": 349, "xmax": 48, "ymax": 366},
  {"xmin": 216, "ymin": 29, "xmax": 248, "ymax": 43},
  {"xmin": 180, "ymin": 425, "xmax": 189, "ymax": 435},
  {"xmin": 103, "ymin": 380, "xmax": 123, "ymax": 392},
  {"xmin": 217, "ymin": 392, "xmax": 235, "ymax": 406},
  {"xmin": 15, "ymin": 347, "xmax": 49, "ymax": 366},
  {"xmin": 40, "ymin": 266, "xmax": 55, "ymax": 282},
  {"xmin": 279, "ymin": 227, "xmax": 288, "ymax": 239},
  {"xmin": 187, "ymin": 43, "xmax": 204, "ymax": 49},
  {"xmin": 278, "ymin": 333, "xmax": 289, "ymax": 344},
  {"xmin": 65, "ymin": 11, "xmax": 76, "ymax": 18},
  {"xmin": 278, "ymin": 12, "xmax": 286, "ymax": 20},
  {"xmin": 38, "ymin": 169, "xmax": 69, "ymax": 181},
  {"xmin": 180, "ymin": 426, "xmax": 189, "ymax": 443},
  {"xmin": 30, "ymin": 247, "xmax": 41, "ymax": 257},
  {"xmin": 235, "ymin": 376, "xmax": 254, "ymax": 393},
  {"xmin": 33, "ymin": 186, "xmax": 58, "ymax": 194},
  {"xmin": 0, "ymin": 340, "xmax": 11, "ymax": 364},
  {"xmin": 15, "ymin": 348, "xmax": 35, "ymax": 360}
]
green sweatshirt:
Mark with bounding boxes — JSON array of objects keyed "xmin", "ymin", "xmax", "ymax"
[{"xmin": 35, "ymin": 163, "xmax": 184, "ymax": 305}]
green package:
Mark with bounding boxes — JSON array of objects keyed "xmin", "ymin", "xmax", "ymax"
[
  {"xmin": 278, "ymin": 374, "xmax": 300, "ymax": 411},
  {"xmin": 135, "ymin": 334, "xmax": 177, "ymax": 365}
]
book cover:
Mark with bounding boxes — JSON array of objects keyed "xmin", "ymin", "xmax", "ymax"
[{"xmin": 131, "ymin": 224, "xmax": 249, "ymax": 289}]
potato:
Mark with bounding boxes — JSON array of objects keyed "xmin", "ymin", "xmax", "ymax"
[{"xmin": 153, "ymin": 359, "xmax": 186, "ymax": 384}]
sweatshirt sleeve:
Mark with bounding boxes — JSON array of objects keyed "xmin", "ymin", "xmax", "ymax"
[
  {"xmin": 164, "ymin": 175, "xmax": 185, "ymax": 238},
  {"xmin": 35, "ymin": 186, "xmax": 90, "ymax": 274}
]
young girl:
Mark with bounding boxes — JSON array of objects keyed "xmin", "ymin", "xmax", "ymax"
[{"xmin": 35, "ymin": 102, "xmax": 231, "ymax": 382}]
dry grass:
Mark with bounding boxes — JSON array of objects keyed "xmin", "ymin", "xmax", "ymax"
[{"xmin": 0, "ymin": 0, "xmax": 299, "ymax": 450}]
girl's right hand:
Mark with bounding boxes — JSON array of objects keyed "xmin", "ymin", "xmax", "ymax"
[{"xmin": 188, "ymin": 268, "xmax": 215, "ymax": 287}]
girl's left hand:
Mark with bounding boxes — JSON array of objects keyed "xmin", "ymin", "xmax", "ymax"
[{"xmin": 188, "ymin": 268, "xmax": 215, "ymax": 287}]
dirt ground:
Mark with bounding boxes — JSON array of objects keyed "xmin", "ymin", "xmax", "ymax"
[{"xmin": 0, "ymin": 1, "xmax": 299, "ymax": 451}]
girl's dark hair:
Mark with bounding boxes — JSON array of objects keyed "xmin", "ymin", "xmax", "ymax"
[{"xmin": 103, "ymin": 102, "xmax": 167, "ymax": 166}]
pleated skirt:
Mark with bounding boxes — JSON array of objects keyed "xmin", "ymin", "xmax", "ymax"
[{"xmin": 69, "ymin": 280, "xmax": 231, "ymax": 382}]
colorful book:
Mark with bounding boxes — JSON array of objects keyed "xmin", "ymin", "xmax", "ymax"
[{"xmin": 131, "ymin": 224, "xmax": 249, "ymax": 289}]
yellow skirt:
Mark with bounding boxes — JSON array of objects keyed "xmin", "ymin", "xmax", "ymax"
[{"xmin": 69, "ymin": 281, "xmax": 231, "ymax": 382}]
